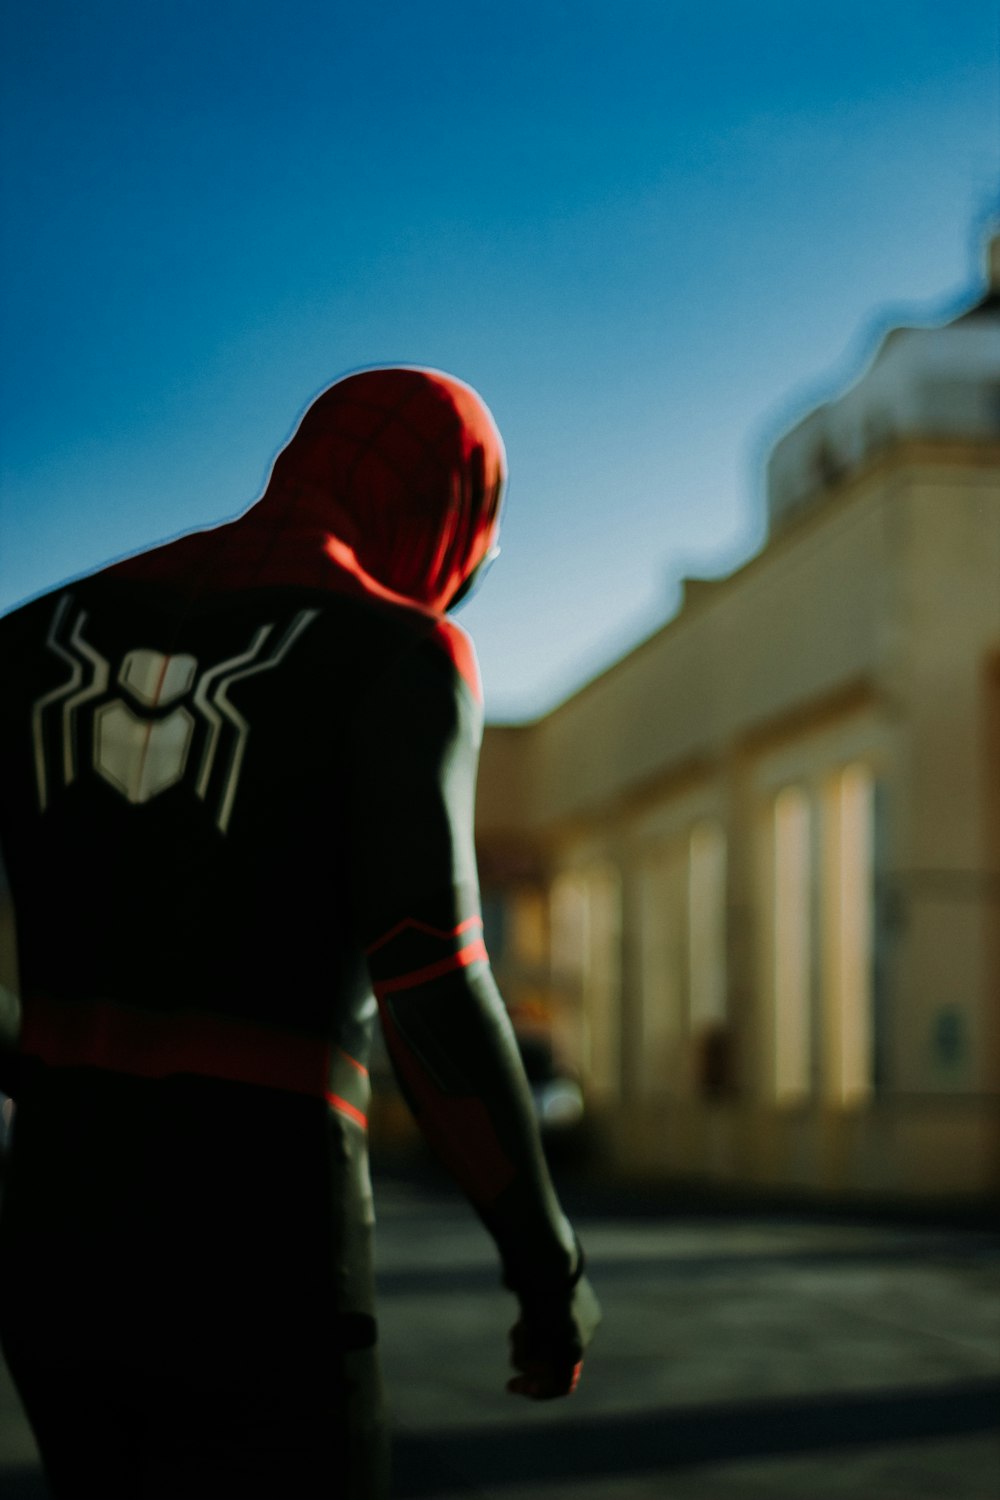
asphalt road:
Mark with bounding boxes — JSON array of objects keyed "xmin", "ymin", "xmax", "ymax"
[
  {"xmin": 375, "ymin": 1167, "xmax": 1000, "ymax": 1500},
  {"xmin": 2, "ymin": 1165, "xmax": 999, "ymax": 1498}
]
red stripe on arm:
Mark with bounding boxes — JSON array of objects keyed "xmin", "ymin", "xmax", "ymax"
[
  {"xmin": 325, "ymin": 1092, "xmax": 368, "ymax": 1129},
  {"xmin": 372, "ymin": 938, "xmax": 488, "ymax": 998},
  {"xmin": 336, "ymin": 1048, "xmax": 369, "ymax": 1079},
  {"xmin": 365, "ymin": 914, "xmax": 483, "ymax": 958}
]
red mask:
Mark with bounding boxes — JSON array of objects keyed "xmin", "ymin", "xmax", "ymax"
[{"xmin": 111, "ymin": 367, "xmax": 507, "ymax": 615}]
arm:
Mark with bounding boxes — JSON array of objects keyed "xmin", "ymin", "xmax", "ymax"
[{"xmin": 347, "ymin": 623, "xmax": 599, "ymax": 1396}]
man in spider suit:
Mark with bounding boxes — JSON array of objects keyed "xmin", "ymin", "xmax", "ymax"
[{"xmin": 0, "ymin": 367, "xmax": 599, "ymax": 1498}]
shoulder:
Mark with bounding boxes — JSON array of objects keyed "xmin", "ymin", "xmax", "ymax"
[
  {"xmin": 342, "ymin": 606, "xmax": 483, "ymax": 765},
  {"xmin": 428, "ymin": 617, "xmax": 482, "ymax": 706},
  {"xmin": 332, "ymin": 590, "xmax": 482, "ymax": 711}
]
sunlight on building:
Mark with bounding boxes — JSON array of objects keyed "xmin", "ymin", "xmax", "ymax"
[
  {"xmin": 689, "ymin": 820, "xmax": 727, "ymax": 1029},
  {"xmin": 823, "ymin": 762, "xmax": 876, "ymax": 1106},
  {"xmin": 550, "ymin": 873, "xmax": 587, "ymax": 988},
  {"xmin": 508, "ymin": 887, "xmax": 548, "ymax": 969},
  {"xmin": 551, "ymin": 867, "xmax": 622, "ymax": 1098},
  {"xmin": 772, "ymin": 786, "xmax": 813, "ymax": 1104},
  {"xmin": 583, "ymin": 867, "xmax": 622, "ymax": 1100},
  {"xmin": 638, "ymin": 842, "xmax": 686, "ymax": 1097},
  {"xmin": 475, "ymin": 235, "xmax": 1000, "ymax": 1202}
]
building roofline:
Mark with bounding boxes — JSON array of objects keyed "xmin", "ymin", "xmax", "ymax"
[{"xmin": 485, "ymin": 434, "xmax": 1000, "ymax": 732}]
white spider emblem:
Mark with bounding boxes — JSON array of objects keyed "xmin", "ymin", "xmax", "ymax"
[{"xmin": 32, "ymin": 594, "xmax": 318, "ymax": 833}]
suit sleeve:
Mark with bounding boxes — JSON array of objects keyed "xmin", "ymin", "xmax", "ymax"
[{"xmin": 346, "ymin": 623, "xmax": 578, "ymax": 1294}]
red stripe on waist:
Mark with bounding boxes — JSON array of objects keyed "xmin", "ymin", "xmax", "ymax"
[
  {"xmin": 372, "ymin": 938, "xmax": 488, "ymax": 997},
  {"xmin": 20, "ymin": 995, "xmax": 332, "ymax": 1099}
]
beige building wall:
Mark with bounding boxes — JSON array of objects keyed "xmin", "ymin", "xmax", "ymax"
[{"xmin": 477, "ymin": 428, "xmax": 1000, "ymax": 1204}]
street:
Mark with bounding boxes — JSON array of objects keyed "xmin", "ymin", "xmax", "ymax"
[
  {"xmin": 376, "ymin": 1168, "xmax": 1000, "ymax": 1500},
  {"xmin": 1, "ymin": 1166, "xmax": 999, "ymax": 1498}
]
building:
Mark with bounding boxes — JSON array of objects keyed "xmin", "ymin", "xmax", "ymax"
[{"xmin": 476, "ymin": 237, "xmax": 1000, "ymax": 1204}]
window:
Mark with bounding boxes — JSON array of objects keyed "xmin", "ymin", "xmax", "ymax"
[
  {"xmin": 509, "ymin": 888, "xmax": 547, "ymax": 968},
  {"xmin": 638, "ymin": 842, "xmax": 686, "ymax": 1096},
  {"xmin": 550, "ymin": 866, "xmax": 622, "ymax": 1098},
  {"xmin": 689, "ymin": 820, "xmax": 727, "ymax": 1029},
  {"xmin": 823, "ymin": 762, "xmax": 876, "ymax": 1105},
  {"xmin": 584, "ymin": 866, "xmax": 622, "ymax": 1098},
  {"xmin": 773, "ymin": 786, "xmax": 813, "ymax": 1103}
]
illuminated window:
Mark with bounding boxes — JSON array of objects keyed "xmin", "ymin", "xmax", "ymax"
[
  {"xmin": 584, "ymin": 866, "xmax": 622, "ymax": 1098},
  {"xmin": 638, "ymin": 843, "xmax": 686, "ymax": 1096},
  {"xmin": 689, "ymin": 820, "xmax": 727, "ymax": 1029},
  {"xmin": 550, "ymin": 866, "xmax": 621, "ymax": 1098},
  {"xmin": 550, "ymin": 874, "xmax": 587, "ymax": 987},
  {"xmin": 823, "ymin": 763, "xmax": 876, "ymax": 1105},
  {"xmin": 510, "ymin": 888, "xmax": 547, "ymax": 968},
  {"xmin": 773, "ymin": 786, "xmax": 813, "ymax": 1102}
]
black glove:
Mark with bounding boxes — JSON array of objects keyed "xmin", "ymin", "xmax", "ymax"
[{"xmin": 506, "ymin": 1244, "xmax": 601, "ymax": 1399}]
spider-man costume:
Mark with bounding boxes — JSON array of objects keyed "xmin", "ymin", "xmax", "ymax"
[{"xmin": 0, "ymin": 368, "xmax": 598, "ymax": 1498}]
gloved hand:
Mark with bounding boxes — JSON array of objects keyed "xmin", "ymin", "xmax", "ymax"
[{"xmin": 506, "ymin": 1266, "xmax": 601, "ymax": 1399}]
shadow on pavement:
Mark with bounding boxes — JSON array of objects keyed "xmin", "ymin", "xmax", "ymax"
[
  {"xmin": 391, "ymin": 1376, "xmax": 1000, "ymax": 1498},
  {"xmin": 376, "ymin": 1232, "xmax": 1000, "ymax": 1298}
]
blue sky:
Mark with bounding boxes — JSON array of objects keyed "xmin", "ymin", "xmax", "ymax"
[{"xmin": 1, "ymin": 0, "xmax": 997, "ymax": 717}]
